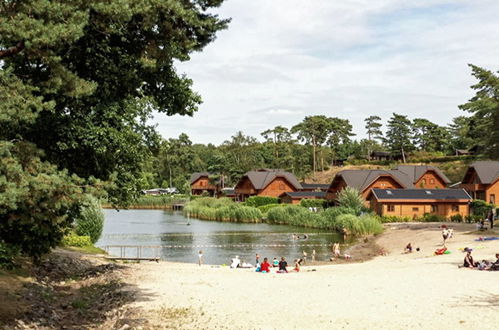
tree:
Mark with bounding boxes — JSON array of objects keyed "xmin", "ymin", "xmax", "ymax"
[
  {"xmin": 448, "ymin": 116, "xmax": 475, "ymax": 151},
  {"xmin": 261, "ymin": 126, "xmax": 292, "ymax": 166},
  {"xmin": 459, "ymin": 64, "xmax": 499, "ymax": 159},
  {"xmin": 365, "ymin": 116, "xmax": 383, "ymax": 141},
  {"xmin": 384, "ymin": 113, "xmax": 414, "ymax": 162},
  {"xmin": 292, "ymin": 116, "xmax": 332, "ymax": 174},
  {"xmin": 0, "ymin": 0, "xmax": 229, "ymax": 205},
  {"xmin": 327, "ymin": 117, "xmax": 355, "ymax": 161}
]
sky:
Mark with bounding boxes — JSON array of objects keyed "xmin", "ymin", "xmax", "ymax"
[{"xmin": 152, "ymin": 0, "xmax": 499, "ymax": 145}]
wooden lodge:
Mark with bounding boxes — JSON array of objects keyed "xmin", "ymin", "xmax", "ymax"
[
  {"xmin": 368, "ymin": 188, "xmax": 471, "ymax": 219},
  {"xmin": 300, "ymin": 183, "xmax": 330, "ymax": 192},
  {"xmin": 234, "ymin": 169, "xmax": 302, "ymax": 201},
  {"xmin": 460, "ymin": 161, "xmax": 499, "ymax": 205},
  {"xmin": 326, "ymin": 165, "xmax": 450, "ymax": 202},
  {"xmin": 190, "ymin": 172, "xmax": 218, "ymax": 196},
  {"xmin": 280, "ymin": 191, "xmax": 327, "ymax": 205}
]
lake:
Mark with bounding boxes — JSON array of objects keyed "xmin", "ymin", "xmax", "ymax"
[{"xmin": 97, "ymin": 209, "xmax": 345, "ymax": 265}]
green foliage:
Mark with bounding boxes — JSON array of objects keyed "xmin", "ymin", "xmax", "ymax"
[
  {"xmin": 0, "ymin": 240, "xmax": 19, "ymax": 269},
  {"xmin": 74, "ymin": 197, "xmax": 104, "ymax": 244},
  {"xmin": 257, "ymin": 203, "xmax": 286, "ymax": 214},
  {"xmin": 384, "ymin": 113, "xmax": 414, "ymax": 159},
  {"xmin": 62, "ymin": 232, "xmax": 93, "ymax": 248},
  {"xmin": 266, "ymin": 205, "xmax": 324, "ymax": 228},
  {"xmin": 300, "ymin": 199, "xmax": 327, "ymax": 209},
  {"xmin": 184, "ymin": 198, "xmax": 262, "ymax": 222},
  {"xmin": 245, "ymin": 196, "xmax": 279, "ymax": 208},
  {"xmin": 470, "ymin": 200, "xmax": 493, "ymax": 217},
  {"xmin": 459, "ymin": 65, "xmax": 499, "ymax": 159},
  {"xmin": 450, "ymin": 214, "xmax": 464, "ymax": 222},
  {"xmin": 1, "ymin": 0, "xmax": 229, "ymax": 206},
  {"xmin": 421, "ymin": 213, "xmax": 446, "ymax": 222},
  {"xmin": 130, "ymin": 194, "xmax": 189, "ymax": 208},
  {"xmin": 379, "ymin": 215, "xmax": 412, "ymax": 223},
  {"xmin": 334, "ymin": 214, "xmax": 384, "ymax": 236},
  {"xmin": 0, "ymin": 142, "xmax": 83, "ymax": 261},
  {"xmin": 336, "ymin": 187, "xmax": 365, "ymax": 214}
]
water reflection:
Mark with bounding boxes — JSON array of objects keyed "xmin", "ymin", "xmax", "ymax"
[{"xmin": 98, "ymin": 209, "xmax": 344, "ymax": 265}]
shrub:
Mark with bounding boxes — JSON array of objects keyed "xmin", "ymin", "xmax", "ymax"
[
  {"xmin": 334, "ymin": 214, "xmax": 383, "ymax": 236},
  {"xmin": 244, "ymin": 196, "xmax": 279, "ymax": 208},
  {"xmin": 336, "ymin": 187, "xmax": 365, "ymax": 214},
  {"xmin": 421, "ymin": 213, "xmax": 446, "ymax": 222},
  {"xmin": 132, "ymin": 194, "xmax": 189, "ymax": 208},
  {"xmin": 184, "ymin": 197, "xmax": 262, "ymax": 222},
  {"xmin": 300, "ymin": 199, "xmax": 327, "ymax": 209},
  {"xmin": 62, "ymin": 232, "xmax": 93, "ymax": 247},
  {"xmin": 74, "ymin": 196, "xmax": 104, "ymax": 243},
  {"xmin": 379, "ymin": 215, "xmax": 412, "ymax": 223},
  {"xmin": 450, "ymin": 214, "xmax": 463, "ymax": 222},
  {"xmin": 470, "ymin": 200, "xmax": 493, "ymax": 217},
  {"xmin": 0, "ymin": 240, "xmax": 19, "ymax": 269}
]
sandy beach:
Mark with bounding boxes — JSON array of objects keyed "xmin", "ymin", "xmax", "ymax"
[{"xmin": 126, "ymin": 223, "xmax": 499, "ymax": 329}]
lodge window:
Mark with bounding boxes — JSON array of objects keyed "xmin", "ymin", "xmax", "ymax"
[
  {"xmin": 430, "ymin": 178, "xmax": 435, "ymax": 184},
  {"xmin": 387, "ymin": 205, "xmax": 395, "ymax": 212},
  {"xmin": 412, "ymin": 207, "xmax": 419, "ymax": 212},
  {"xmin": 431, "ymin": 205, "xmax": 438, "ymax": 213},
  {"xmin": 452, "ymin": 205, "xmax": 459, "ymax": 212},
  {"xmin": 491, "ymin": 194, "xmax": 496, "ymax": 205},
  {"xmin": 422, "ymin": 179, "xmax": 426, "ymax": 185}
]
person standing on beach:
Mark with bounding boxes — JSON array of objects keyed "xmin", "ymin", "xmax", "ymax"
[
  {"xmin": 333, "ymin": 243, "xmax": 341, "ymax": 258},
  {"xmin": 302, "ymin": 251, "xmax": 307, "ymax": 264},
  {"xmin": 312, "ymin": 249, "xmax": 316, "ymax": 262},
  {"xmin": 198, "ymin": 250, "xmax": 203, "ymax": 266},
  {"xmin": 442, "ymin": 227, "xmax": 449, "ymax": 246}
]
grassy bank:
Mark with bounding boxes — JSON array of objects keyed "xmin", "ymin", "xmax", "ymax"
[
  {"xmin": 102, "ymin": 194, "xmax": 189, "ymax": 209},
  {"xmin": 183, "ymin": 197, "xmax": 263, "ymax": 223}
]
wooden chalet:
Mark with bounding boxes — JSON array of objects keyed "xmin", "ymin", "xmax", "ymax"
[
  {"xmin": 326, "ymin": 169, "xmax": 414, "ymax": 201},
  {"xmin": 369, "ymin": 151, "xmax": 392, "ymax": 161},
  {"xmin": 280, "ymin": 191, "xmax": 327, "ymax": 205},
  {"xmin": 326, "ymin": 165, "xmax": 451, "ymax": 202},
  {"xmin": 395, "ymin": 165, "xmax": 450, "ymax": 189},
  {"xmin": 368, "ymin": 188, "xmax": 471, "ymax": 219},
  {"xmin": 234, "ymin": 169, "xmax": 302, "ymax": 201},
  {"xmin": 460, "ymin": 161, "xmax": 499, "ymax": 205},
  {"xmin": 190, "ymin": 172, "xmax": 218, "ymax": 196}
]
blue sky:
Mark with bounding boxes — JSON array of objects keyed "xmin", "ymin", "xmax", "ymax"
[{"xmin": 152, "ymin": 0, "xmax": 499, "ymax": 144}]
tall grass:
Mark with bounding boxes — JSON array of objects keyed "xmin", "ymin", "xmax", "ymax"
[
  {"xmin": 184, "ymin": 197, "xmax": 262, "ymax": 223},
  {"xmin": 111, "ymin": 194, "xmax": 189, "ymax": 209},
  {"xmin": 267, "ymin": 205, "xmax": 383, "ymax": 236}
]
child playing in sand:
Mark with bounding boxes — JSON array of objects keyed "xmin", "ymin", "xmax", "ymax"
[
  {"xmin": 293, "ymin": 259, "xmax": 300, "ymax": 272},
  {"xmin": 405, "ymin": 243, "xmax": 413, "ymax": 253},
  {"xmin": 272, "ymin": 257, "xmax": 279, "ymax": 268}
]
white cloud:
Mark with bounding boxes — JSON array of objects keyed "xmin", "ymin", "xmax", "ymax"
[{"xmin": 154, "ymin": 0, "xmax": 499, "ymax": 144}]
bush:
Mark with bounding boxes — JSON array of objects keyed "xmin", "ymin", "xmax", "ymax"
[
  {"xmin": 421, "ymin": 213, "xmax": 446, "ymax": 222},
  {"xmin": 62, "ymin": 232, "xmax": 93, "ymax": 247},
  {"xmin": 333, "ymin": 214, "xmax": 383, "ymax": 236},
  {"xmin": 74, "ymin": 196, "xmax": 104, "ymax": 244},
  {"xmin": 300, "ymin": 199, "xmax": 327, "ymax": 209},
  {"xmin": 336, "ymin": 187, "xmax": 365, "ymax": 214},
  {"xmin": 132, "ymin": 194, "xmax": 189, "ymax": 208},
  {"xmin": 470, "ymin": 200, "xmax": 493, "ymax": 217},
  {"xmin": 0, "ymin": 240, "xmax": 19, "ymax": 269},
  {"xmin": 244, "ymin": 196, "xmax": 279, "ymax": 208},
  {"xmin": 379, "ymin": 215, "xmax": 412, "ymax": 223},
  {"xmin": 450, "ymin": 214, "xmax": 463, "ymax": 222}
]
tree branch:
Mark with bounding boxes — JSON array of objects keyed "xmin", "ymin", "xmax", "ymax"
[{"xmin": 0, "ymin": 41, "xmax": 25, "ymax": 59}]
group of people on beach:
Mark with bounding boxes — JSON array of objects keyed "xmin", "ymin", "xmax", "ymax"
[
  {"xmin": 254, "ymin": 254, "xmax": 301, "ymax": 273},
  {"xmin": 462, "ymin": 249, "xmax": 499, "ymax": 271}
]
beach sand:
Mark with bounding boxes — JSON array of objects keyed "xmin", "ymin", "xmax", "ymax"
[{"xmin": 126, "ymin": 223, "xmax": 499, "ymax": 329}]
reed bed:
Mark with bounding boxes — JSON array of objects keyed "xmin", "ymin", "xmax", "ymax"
[{"xmin": 184, "ymin": 197, "xmax": 263, "ymax": 223}]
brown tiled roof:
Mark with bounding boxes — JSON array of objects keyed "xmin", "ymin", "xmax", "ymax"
[
  {"xmin": 371, "ymin": 188, "xmax": 471, "ymax": 201},
  {"xmin": 241, "ymin": 170, "xmax": 302, "ymax": 190},
  {"xmin": 395, "ymin": 165, "xmax": 450, "ymax": 184},
  {"xmin": 190, "ymin": 172, "xmax": 211, "ymax": 184},
  {"xmin": 467, "ymin": 161, "xmax": 499, "ymax": 184},
  {"xmin": 334, "ymin": 169, "xmax": 414, "ymax": 192}
]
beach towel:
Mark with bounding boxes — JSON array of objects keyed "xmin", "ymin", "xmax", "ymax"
[{"xmin": 475, "ymin": 237, "xmax": 499, "ymax": 241}]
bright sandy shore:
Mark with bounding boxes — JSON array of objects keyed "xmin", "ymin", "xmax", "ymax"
[{"xmin": 126, "ymin": 223, "xmax": 499, "ymax": 329}]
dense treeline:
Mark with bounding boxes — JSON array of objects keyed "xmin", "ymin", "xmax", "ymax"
[{"xmin": 146, "ymin": 66, "xmax": 499, "ymax": 192}]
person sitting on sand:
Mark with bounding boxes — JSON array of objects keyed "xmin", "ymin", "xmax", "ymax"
[
  {"xmin": 293, "ymin": 259, "xmax": 300, "ymax": 272},
  {"xmin": 273, "ymin": 257, "xmax": 279, "ymax": 268},
  {"xmin": 255, "ymin": 253, "xmax": 260, "ymax": 266},
  {"xmin": 463, "ymin": 249, "xmax": 478, "ymax": 268},
  {"xmin": 230, "ymin": 255, "xmax": 241, "ymax": 268},
  {"xmin": 490, "ymin": 253, "xmax": 499, "ymax": 271},
  {"xmin": 477, "ymin": 260, "xmax": 491, "ymax": 270},
  {"xmin": 260, "ymin": 258, "xmax": 271, "ymax": 273},
  {"xmin": 405, "ymin": 243, "xmax": 413, "ymax": 253},
  {"xmin": 333, "ymin": 243, "xmax": 341, "ymax": 258},
  {"xmin": 278, "ymin": 257, "xmax": 288, "ymax": 273}
]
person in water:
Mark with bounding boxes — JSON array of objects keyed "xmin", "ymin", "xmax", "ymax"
[
  {"xmin": 260, "ymin": 258, "xmax": 271, "ymax": 273},
  {"xmin": 278, "ymin": 257, "xmax": 288, "ymax": 273}
]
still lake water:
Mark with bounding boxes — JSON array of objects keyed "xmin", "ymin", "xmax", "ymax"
[{"xmin": 97, "ymin": 209, "xmax": 344, "ymax": 265}]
